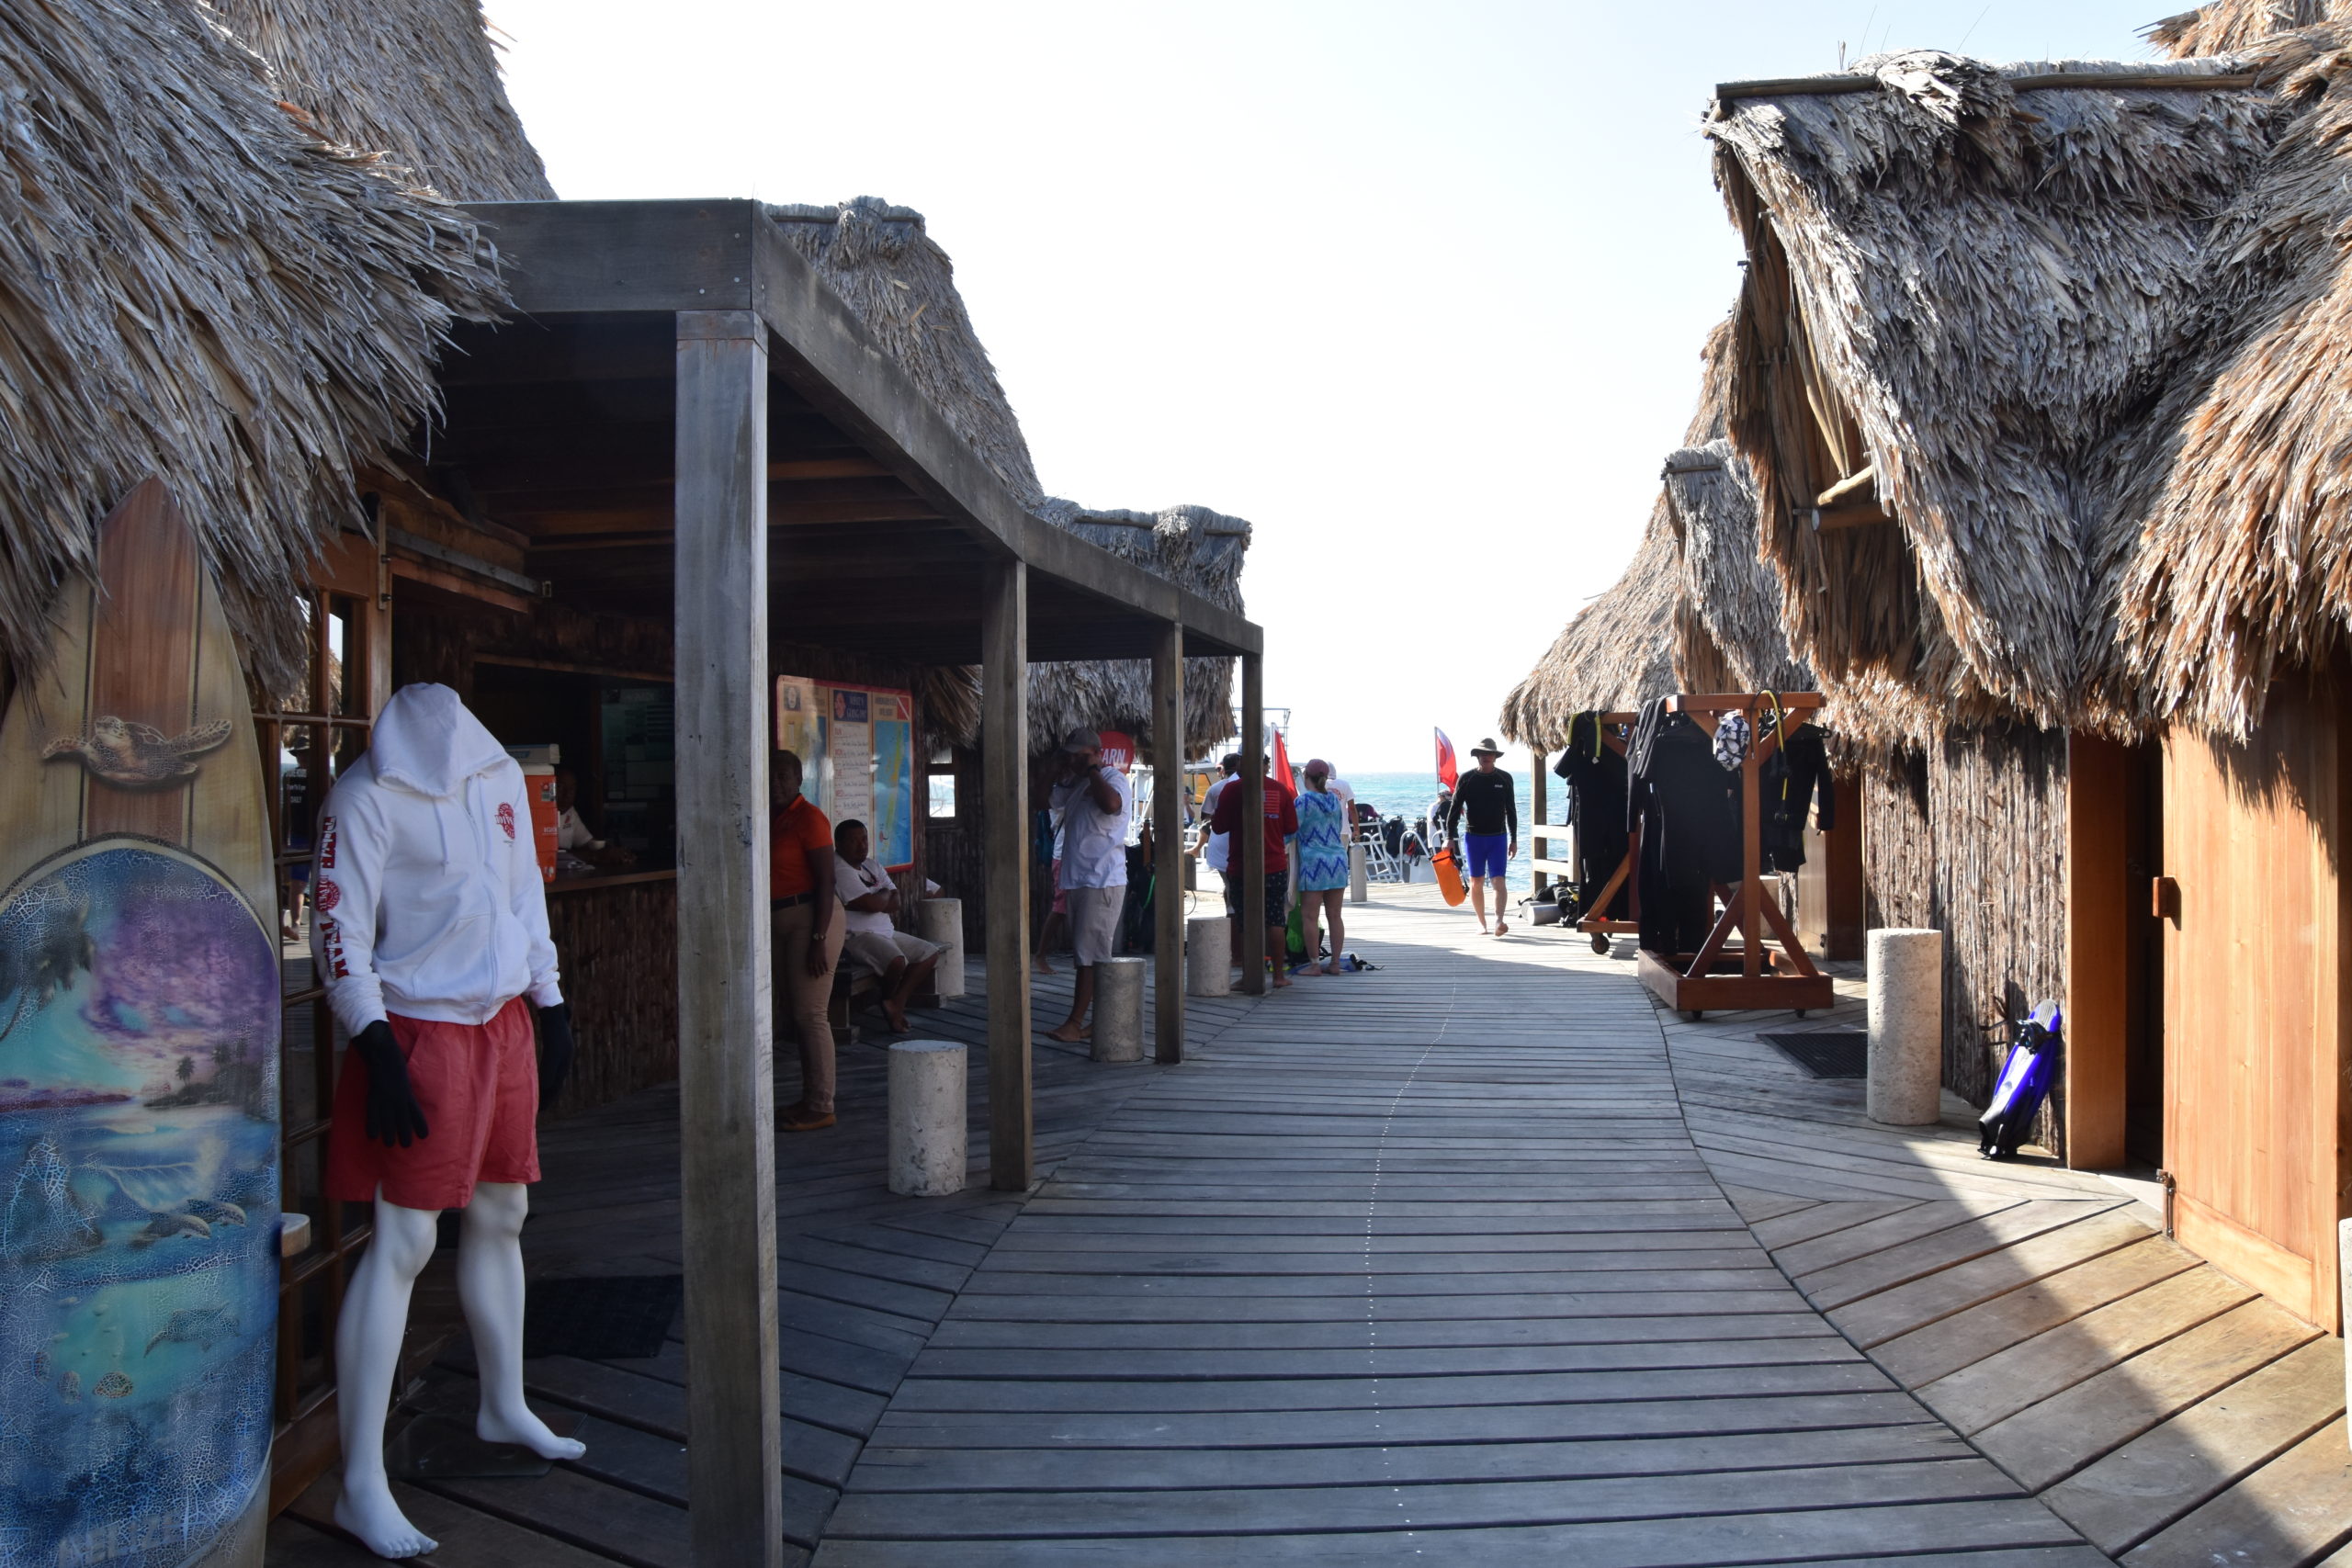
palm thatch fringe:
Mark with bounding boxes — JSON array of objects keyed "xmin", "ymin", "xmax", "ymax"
[
  {"xmin": 772, "ymin": 199, "xmax": 1251, "ymax": 759},
  {"xmin": 1500, "ymin": 502, "xmax": 1680, "ymax": 750},
  {"xmin": 2149, "ymin": 0, "xmax": 2349, "ymax": 56},
  {"xmin": 1709, "ymin": 51, "xmax": 2284, "ymax": 748},
  {"xmin": 1662, "ymin": 438, "xmax": 1811, "ymax": 694},
  {"xmin": 2106, "ymin": 26, "xmax": 2352, "ymax": 737},
  {"xmin": 209, "ymin": 0, "xmax": 553, "ymax": 200},
  {"xmin": 0, "ymin": 0, "xmax": 509, "ymax": 697}
]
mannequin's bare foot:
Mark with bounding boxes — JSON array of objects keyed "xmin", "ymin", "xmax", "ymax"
[
  {"xmin": 478, "ymin": 1405, "xmax": 587, "ymax": 1461},
  {"xmin": 334, "ymin": 1476, "xmax": 437, "ymax": 1560}
]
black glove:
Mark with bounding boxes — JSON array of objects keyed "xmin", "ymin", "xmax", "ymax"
[
  {"xmin": 537, "ymin": 1001, "xmax": 575, "ymax": 1107},
  {"xmin": 351, "ymin": 1021, "xmax": 428, "ymax": 1148}
]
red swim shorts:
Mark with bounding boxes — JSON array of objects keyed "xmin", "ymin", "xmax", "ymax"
[{"xmin": 326, "ymin": 996, "xmax": 541, "ymax": 1210}]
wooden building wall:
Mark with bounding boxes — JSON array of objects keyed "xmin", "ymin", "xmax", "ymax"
[
  {"xmin": 2160, "ymin": 674, "xmax": 2351, "ymax": 1329},
  {"xmin": 547, "ymin": 876, "xmax": 679, "ymax": 1112}
]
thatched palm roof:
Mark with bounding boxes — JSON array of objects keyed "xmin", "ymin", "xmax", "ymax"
[
  {"xmin": 2149, "ymin": 0, "xmax": 2349, "ymax": 56},
  {"xmin": 772, "ymin": 198, "xmax": 1251, "ymax": 757},
  {"xmin": 2106, "ymin": 24, "xmax": 2352, "ymax": 736},
  {"xmin": 1663, "ymin": 439, "xmax": 1811, "ymax": 695},
  {"xmin": 209, "ymin": 0, "xmax": 553, "ymax": 199},
  {"xmin": 0, "ymin": 0, "xmax": 508, "ymax": 694},
  {"xmin": 1707, "ymin": 51, "xmax": 2284, "ymax": 746},
  {"xmin": 1499, "ymin": 503, "xmax": 1680, "ymax": 749}
]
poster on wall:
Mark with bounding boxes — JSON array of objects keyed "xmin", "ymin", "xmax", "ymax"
[
  {"xmin": 0, "ymin": 484, "xmax": 282, "ymax": 1567},
  {"xmin": 775, "ymin": 679, "xmax": 915, "ymax": 870}
]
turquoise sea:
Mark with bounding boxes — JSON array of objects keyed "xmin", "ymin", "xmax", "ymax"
[{"xmin": 1332, "ymin": 769, "xmax": 1540, "ymax": 882}]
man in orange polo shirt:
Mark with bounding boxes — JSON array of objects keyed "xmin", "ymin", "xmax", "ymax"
[{"xmin": 772, "ymin": 749, "xmax": 844, "ymax": 1130}]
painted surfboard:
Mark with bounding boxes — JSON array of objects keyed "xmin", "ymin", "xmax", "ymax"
[{"xmin": 0, "ymin": 480, "xmax": 278, "ymax": 1567}]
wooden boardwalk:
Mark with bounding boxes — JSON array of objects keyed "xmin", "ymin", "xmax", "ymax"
[
  {"xmin": 269, "ymin": 885, "xmax": 2350, "ymax": 1565},
  {"xmin": 813, "ymin": 894, "xmax": 2101, "ymax": 1566}
]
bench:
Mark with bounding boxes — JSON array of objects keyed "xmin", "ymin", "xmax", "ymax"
[{"xmin": 826, "ymin": 957, "xmax": 942, "ymax": 1044}]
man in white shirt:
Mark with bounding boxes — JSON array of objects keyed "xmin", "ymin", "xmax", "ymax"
[
  {"xmin": 831, "ymin": 819, "xmax": 944, "ymax": 1032},
  {"xmin": 1046, "ymin": 728, "xmax": 1134, "ymax": 1043},
  {"xmin": 1201, "ymin": 752, "xmax": 1240, "ymax": 875}
]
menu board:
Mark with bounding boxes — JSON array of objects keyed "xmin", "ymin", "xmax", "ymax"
[{"xmin": 775, "ymin": 677, "xmax": 915, "ymax": 870}]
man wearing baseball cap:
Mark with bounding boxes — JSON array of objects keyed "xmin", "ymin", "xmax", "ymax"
[
  {"xmin": 1046, "ymin": 728, "xmax": 1134, "ymax": 1042},
  {"xmin": 1445, "ymin": 737, "xmax": 1519, "ymax": 935}
]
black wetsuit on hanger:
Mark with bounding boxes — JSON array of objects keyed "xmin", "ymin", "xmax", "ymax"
[
  {"xmin": 1552, "ymin": 712, "xmax": 1629, "ymax": 918},
  {"xmin": 1760, "ymin": 722, "xmax": 1835, "ymax": 872},
  {"xmin": 1628, "ymin": 709, "xmax": 1741, "ymax": 955}
]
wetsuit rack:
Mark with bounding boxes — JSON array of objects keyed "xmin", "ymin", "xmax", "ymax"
[{"xmin": 1636, "ymin": 692, "xmax": 1836, "ymax": 1020}]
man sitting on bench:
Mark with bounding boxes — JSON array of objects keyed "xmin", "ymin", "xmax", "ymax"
[{"xmin": 832, "ymin": 819, "xmax": 944, "ymax": 1033}]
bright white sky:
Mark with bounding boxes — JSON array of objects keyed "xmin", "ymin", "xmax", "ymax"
[{"xmin": 494, "ymin": 0, "xmax": 2170, "ymax": 772}]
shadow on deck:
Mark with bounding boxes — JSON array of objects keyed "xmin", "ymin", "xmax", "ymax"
[{"xmin": 267, "ymin": 957, "xmax": 1261, "ymax": 1567}]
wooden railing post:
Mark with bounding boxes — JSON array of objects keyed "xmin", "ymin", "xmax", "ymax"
[
  {"xmin": 1153, "ymin": 620, "xmax": 1186, "ymax": 1061},
  {"xmin": 1530, "ymin": 747, "xmax": 1550, "ymax": 897},
  {"xmin": 1239, "ymin": 653, "xmax": 1267, "ymax": 995},
  {"xmin": 982, "ymin": 559, "xmax": 1033, "ymax": 1189},
  {"xmin": 672, "ymin": 309, "xmax": 782, "ymax": 1567}
]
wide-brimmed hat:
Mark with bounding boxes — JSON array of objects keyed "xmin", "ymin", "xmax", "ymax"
[
  {"xmin": 1469, "ymin": 737, "xmax": 1504, "ymax": 757},
  {"xmin": 1060, "ymin": 728, "xmax": 1102, "ymax": 753}
]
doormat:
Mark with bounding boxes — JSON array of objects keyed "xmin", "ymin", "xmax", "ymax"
[
  {"xmin": 523, "ymin": 1274, "xmax": 683, "ymax": 1361},
  {"xmin": 1760, "ymin": 1030, "xmax": 1868, "ymax": 1079}
]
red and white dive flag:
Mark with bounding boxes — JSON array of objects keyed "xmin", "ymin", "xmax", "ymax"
[{"xmin": 1434, "ymin": 728, "xmax": 1459, "ymax": 791}]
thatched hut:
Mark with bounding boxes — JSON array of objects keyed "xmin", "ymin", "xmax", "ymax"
[
  {"xmin": 1707, "ymin": 29, "xmax": 2352, "ymax": 1325},
  {"xmin": 0, "ymin": 0, "xmax": 507, "ymax": 702},
  {"xmin": 771, "ymin": 198, "xmax": 1251, "ymax": 761}
]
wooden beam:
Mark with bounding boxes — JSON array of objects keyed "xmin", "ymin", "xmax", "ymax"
[
  {"xmin": 982, "ymin": 559, "xmax": 1033, "ymax": 1190},
  {"xmin": 471, "ymin": 200, "xmax": 758, "ymax": 314},
  {"xmin": 1529, "ymin": 747, "xmax": 1550, "ymax": 897},
  {"xmin": 1715, "ymin": 68, "xmax": 2259, "ymax": 102},
  {"xmin": 670, "ymin": 308, "xmax": 782, "ymax": 1567},
  {"xmin": 387, "ymin": 555, "xmax": 532, "ymax": 615},
  {"xmin": 1153, "ymin": 621, "xmax": 1186, "ymax": 1063},
  {"xmin": 1239, "ymin": 654, "xmax": 1267, "ymax": 996}
]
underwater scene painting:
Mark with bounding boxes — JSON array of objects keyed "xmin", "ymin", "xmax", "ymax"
[{"xmin": 0, "ymin": 840, "xmax": 279, "ymax": 1565}]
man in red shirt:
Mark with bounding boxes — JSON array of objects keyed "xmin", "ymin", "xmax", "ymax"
[
  {"xmin": 771, "ymin": 749, "xmax": 842, "ymax": 1130},
  {"xmin": 1211, "ymin": 770, "xmax": 1298, "ymax": 989}
]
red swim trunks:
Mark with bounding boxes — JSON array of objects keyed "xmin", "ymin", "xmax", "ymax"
[{"xmin": 326, "ymin": 996, "xmax": 540, "ymax": 1210}]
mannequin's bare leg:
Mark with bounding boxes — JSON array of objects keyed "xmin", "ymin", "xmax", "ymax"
[
  {"xmin": 461, "ymin": 1181, "xmax": 587, "ymax": 1458},
  {"xmin": 334, "ymin": 1193, "xmax": 441, "ymax": 1559}
]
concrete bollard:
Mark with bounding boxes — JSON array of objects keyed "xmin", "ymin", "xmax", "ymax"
[
  {"xmin": 1092, "ymin": 956, "xmax": 1147, "ymax": 1063},
  {"xmin": 1867, "ymin": 928, "xmax": 1944, "ymax": 1126},
  {"xmin": 1349, "ymin": 842, "xmax": 1369, "ymax": 904},
  {"xmin": 916, "ymin": 897, "xmax": 965, "ymax": 998},
  {"xmin": 1186, "ymin": 914, "xmax": 1231, "ymax": 997},
  {"xmin": 888, "ymin": 1041, "xmax": 966, "ymax": 1196}
]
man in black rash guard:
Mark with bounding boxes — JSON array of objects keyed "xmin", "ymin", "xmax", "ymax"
[{"xmin": 1445, "ymin": 738, "xmax": 1520, "ymax": 935}]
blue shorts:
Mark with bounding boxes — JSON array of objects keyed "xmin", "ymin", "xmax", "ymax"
[{"xmin": 1464, "ymin": 832, "xmax": 1509, "ymax": 879}]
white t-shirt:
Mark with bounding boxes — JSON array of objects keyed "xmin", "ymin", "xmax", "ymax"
[
  {"xmin": 1052, "ymin": 766, "xmax": 1134, "ymax": 889},
  {"xmin": 833, "ymin": 855, "xmax": 899, "ymax": 937},
  {"xmin": 556, "ymin": 806, "xmax": 602, "ymax": 850},
  {"xmin": 1202, "ymin": 774, "xmax": 1235, "ymax": 872}
]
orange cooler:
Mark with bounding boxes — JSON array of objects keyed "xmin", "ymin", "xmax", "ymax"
[{"xmin": 522, "ymin": 762, "xmax": 559, "ymax": 881}]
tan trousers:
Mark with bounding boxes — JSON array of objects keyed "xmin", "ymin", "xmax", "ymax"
[{"xmin": 774, "ymin": 897, "xmax": 846, "ymax": 1113}]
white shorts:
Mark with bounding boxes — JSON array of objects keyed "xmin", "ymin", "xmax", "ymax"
[
  {"xmin": 840, "ymin": 928, "xmax": 944, "ymax": 979},
  {"xmin": 1065, "ymin": 885, "xmax": 1124, "ymax": 965}
]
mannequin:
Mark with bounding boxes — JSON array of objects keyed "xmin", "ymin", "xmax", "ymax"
[{"xmin": 311, "ymin": 684, "xmax": 584, "ymax": 1559}]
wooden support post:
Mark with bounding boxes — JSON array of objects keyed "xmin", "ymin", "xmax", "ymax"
[
  {"xmin": 1530, "ymin": 748, "xmax": 1550, "ymax": 897},
  {"xmin": 982, "ymin": 559, "xmax": 1033, "ymax": 1189},
  {"xmin": 2065, "ymin": 732, "xmax": 2132, "ymax": 1169},
  {"xmin": 1153, "ymin": 621, "xmax": 1186, "ymax": 1062},
  {"xmin": 1239, "ymin": 653, "xmax": 1267, "ymax": 996},
  {"xmin": 672, "ymin": 310, "xmax": 781, "ymax": 1568},
  {"xmin": 1741, "ymin": 738, "xmax": 1763, "ymax": 977}
]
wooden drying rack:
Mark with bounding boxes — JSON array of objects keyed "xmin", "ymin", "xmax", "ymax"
[{"xmin": 1633, "ymin": 692, "xmax": 1836, "ymax": 1019}]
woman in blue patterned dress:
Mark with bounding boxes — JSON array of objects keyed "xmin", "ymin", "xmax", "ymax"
[{"xmin": 1295, "ymin": 759, "xmax": 1352, "ymax": 975}]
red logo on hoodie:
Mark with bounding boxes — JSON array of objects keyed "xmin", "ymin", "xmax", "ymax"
[
  {"xmin": 497, "ymin": 803, "xmax": 516, "ymax": 840},
  {"xmin": 314, "ymin": 879, "xmax": 341, "ymax": 913}
]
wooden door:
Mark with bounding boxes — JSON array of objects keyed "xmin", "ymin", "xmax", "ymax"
[
  {"xmin": 2161, "ymin": 683, "xmax": 2350, "ymax": 1330},
  {"xmin": 258, "ymin": 530, "xmax": 390, "ymax": 1507}
]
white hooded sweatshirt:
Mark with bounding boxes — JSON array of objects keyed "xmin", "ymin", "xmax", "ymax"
[{"xmin": 312, "ymin": 684, "xmax": 562, "ymax": 1033}]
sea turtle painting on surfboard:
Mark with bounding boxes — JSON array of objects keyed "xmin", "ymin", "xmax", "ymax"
[{"xmin": 0, "ymin": 480, "xmax": 280, "ymax": 1567}]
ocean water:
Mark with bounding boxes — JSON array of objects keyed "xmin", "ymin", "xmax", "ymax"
[{"xmin": 1331, "ymin": 769, "xmax": 1537, "ymax": 882}]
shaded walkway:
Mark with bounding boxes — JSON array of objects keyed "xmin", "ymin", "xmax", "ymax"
[{"xmin": 814, "ymin": 894, "xmax": 2100, "ymax": 1565}]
